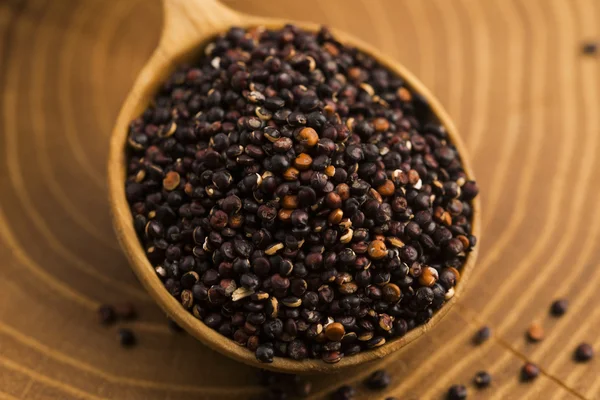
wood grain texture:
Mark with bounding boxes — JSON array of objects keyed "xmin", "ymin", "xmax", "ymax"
[{"xmin": 0, "ymin": 0, "xmax": 598, "ymax": 398}]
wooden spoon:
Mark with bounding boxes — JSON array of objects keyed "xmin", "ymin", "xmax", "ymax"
[{"xmin": 108, "ymin": 0, "xmax": 481, "ymax": 374}]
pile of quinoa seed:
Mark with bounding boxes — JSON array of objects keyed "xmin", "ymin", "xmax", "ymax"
[{"xmin": 125, "ymin": 24, "xmax": 479, "ymax": 364}]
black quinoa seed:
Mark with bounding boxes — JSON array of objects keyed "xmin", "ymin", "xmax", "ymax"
[
  {"xmin": 256, "ymin": 344, "xmax": 275, "ymax": 363},
  {"xmin": 256, "ymin": 371, "xmax": 312, "ymax": 399},
  {"xmin": 97, "ymin": 304, "xmax": 116, "ymax": 325},
  {"xmin": 473, "ymin": 326, "xmax": 491, "ymax": 345},
  {"xmin": 473, "ymin": 371, "xmax": 492, "ymax": 388},
  {"xmin": 125, "ymin": 25, "xmax": 480, "ymax": 364},
  {"xmin": 550, "ymin": 299, "xmax": 568, "ymax": 317},
  {"xmin": 331, "ymin": 385, "xmax": 356, "ymax": 400},
  {"xmin": 118, "ymin": 328, "xmax": 137, "ymax": 347},
  {"xmin": 574, "ymin": 343, "xmax": 594, "ymax": 362},
  {"xmin": 365, "ymin": 370, "xmax": 391, "ymax": 390},
  {"xmin": 582, "ymin": 41, "xmax": 598, "ymax": 55},
  {"xmin": 447, "ymin": 384, "xmax": 467, "ymax": 400}
]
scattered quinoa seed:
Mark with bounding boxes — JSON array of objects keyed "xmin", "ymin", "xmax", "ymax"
[
  {"xmin": 473, "ymin": 326, "xmax": 491, "ymax": 345},
  {"xmin": 97, "ymin": 304, "xmax": 116, "ymax": 325},
  {"xmin": 582, "ymin": 41, "xmax": 598, "ymax": 55},
  {"xmin": 365, "ymin": 370, "xmax": 391, "ymax": 390},
  {"xmin": 447, "ymin": 384, "xmax": 467, "ymax": 400},
  {"xmin": 521, "ymin": 362, "xmax": 540, "ymax": 382},
  {"xmin": 574, "ymin": 343, "xmax": 594, "ymax": 362},
  {"xmin": 473, "ymin": 371, "xmax": 491, "ymax": 388},
  {"xmin": 118, "ymin": 328, "xmax": 137, "ymax": 347},
  {"xmin": 550, "ymin": 299, "xmax": 568, "ymax": 317},
  {"xmin": 526, "ymin": 322, "xmax": 544, "ymax": 342},
  {"xmin": 331, "ymin": 385, "xmax": 356, "ymax": 400}
]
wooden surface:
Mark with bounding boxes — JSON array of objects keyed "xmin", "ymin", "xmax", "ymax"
[{"xmin": 0, "ymin": 0, "xmax": 598, "ymax": 398}]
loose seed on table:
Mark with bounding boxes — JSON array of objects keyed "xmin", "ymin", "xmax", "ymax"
[
  {"xmin": 125, "ymin": 25, "xmax": 479, "ymax": 364},
  {"xmin": 521, "ymin": 362, "xmax": 540, "ymax": 381},
  {"xmin": 97, "ymin": 304, "xmax": 116, "ymax": 325},
  {"xmin": 447, "ymin": 384, "xmax": 467, "ymax": 400},
  {"xmin": 526, "ymin": 322, "xmax": 544, "ymax": 342},
  {"xmin": 365, "ymin": 369, "xmax": 391, "ymax": 390},
  {"xmin": 550, "ymin": 299, "xmax": 568, "ymax": 316},
  {"xmin": 574, "ymin": 343, "xmax": 594, "ymax": 362},
  {"xmin": 582, "ymin": 41, "xmax": 598, "ymax": 55},
  {"xmin": 473, "ymin": 326, "xmax": 491, "ymax": 345},
  {"xmin": 118, "ymin": 328, "xmax": 137, "ymax": 347},
  {"xmin": 473, "ymin": 371, "xmax": 492, "ymax": 388},
  {"xmin": 331, "ymin": 385, "xmax": 356, "ymax": 400}
]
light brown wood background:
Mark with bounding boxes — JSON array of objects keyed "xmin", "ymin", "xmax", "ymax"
[{"xmin": 0, "ymin": 0, "xmax": 598, "ymax": 398}]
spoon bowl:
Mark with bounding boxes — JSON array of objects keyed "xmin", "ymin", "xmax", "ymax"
[{"xmin": 108, "ymin": 0, "xmax": 481, "ymax": 374}]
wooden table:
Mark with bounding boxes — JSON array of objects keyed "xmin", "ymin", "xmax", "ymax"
[{"xmin": 0, "ymin": 0, "xmax": 598, "ymax": 398}]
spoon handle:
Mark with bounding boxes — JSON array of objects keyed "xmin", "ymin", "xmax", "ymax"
[{"xmin": 159, "ymin": 0, "xmax": 242, "ymax": 57}]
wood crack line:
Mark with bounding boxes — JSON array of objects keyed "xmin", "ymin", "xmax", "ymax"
[{"xmin": 455, "ymin": 303, "xmax": 587, "ymax": 400}]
